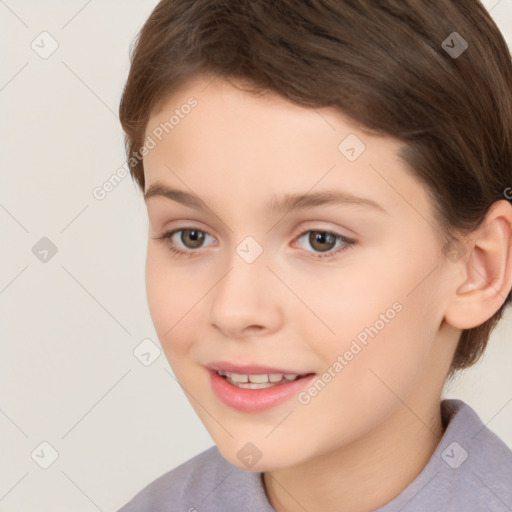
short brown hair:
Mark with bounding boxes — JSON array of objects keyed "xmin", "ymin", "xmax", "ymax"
[{"xmin": 119, "ymin": 0, "xmax": 512, "ymax": 379}]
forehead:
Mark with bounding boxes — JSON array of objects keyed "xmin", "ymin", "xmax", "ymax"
[
  {"xmin": 145, "ymin": 74, "xmax": 392, "ymax": 153},
  {"xmin": 143, "ymin": 75, "xmax": 433, "ymax": 224}
]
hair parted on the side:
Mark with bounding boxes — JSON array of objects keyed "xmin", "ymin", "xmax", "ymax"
[{"xmin": 119, "ymin": 0, "xmax": 512, "ymax": 379}]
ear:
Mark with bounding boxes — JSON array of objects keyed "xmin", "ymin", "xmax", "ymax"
[{"xmin": 444, "ymin": 199, "xmax": 512, "ymax": 330}]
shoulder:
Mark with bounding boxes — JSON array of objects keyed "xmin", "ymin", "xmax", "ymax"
[
  {"xmin": 116, "ymin": 446, "xmax": 227, "ymax": 511},
  {"xmin": 446, "ymin": 399, "xmax": 512, "ymax": 508},
  {"xmin": 377, "ymin": 398, "xmax": 512, "ymax": 512},
  {"xmin": 116, "ymin": 445, "xmax": 267, "ymax": 512}
]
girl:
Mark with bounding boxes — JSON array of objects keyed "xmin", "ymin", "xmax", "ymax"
[{"xmin": 117, "ymin": 1, "xmax": 512, "ymax": 510}]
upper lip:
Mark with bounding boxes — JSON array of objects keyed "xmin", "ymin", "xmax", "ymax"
[{"xmin": 207, "ymin": 361, "xmax": 312, "ymax": 375}]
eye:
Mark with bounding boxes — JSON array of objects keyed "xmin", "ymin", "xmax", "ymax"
[
  {"xmin": 294, "ymin": 230, "xmax": 354, "ymax": 259},
  {"xmin": 155, "ymin": 227, "xmax": 355, "ymax": 260},
  {"xmin": 155, "ymin": 228, "xmax": 216, "ymax": 257}
]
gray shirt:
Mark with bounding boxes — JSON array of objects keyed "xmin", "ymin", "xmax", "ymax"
[{"xmin": 117, "ymin": 399, "xmax": 512, "ymax": 511}]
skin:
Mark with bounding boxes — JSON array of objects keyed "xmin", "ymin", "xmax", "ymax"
[{"xmin": 142, "ymin": 74, "xmax": 512, "ymax": 512}]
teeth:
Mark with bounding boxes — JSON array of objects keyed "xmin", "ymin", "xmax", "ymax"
[
  {"xmin": 235, "ymin": 382, "xmax": 274, "ymax": 389},
  {"xmin": 230, "ymin": 373, "xmax": 249, "ymax": 383},
  {"xmin": 248, "ymin": 374, "xmax": 269, "ymax": 384},
  {"xmin": 217, "ymin": 370, "xmax": 303, "ymax": 387}
]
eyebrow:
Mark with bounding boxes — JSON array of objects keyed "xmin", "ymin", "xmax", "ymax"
[{"xmin": 144, "ymin": 182, "xmax": 388, "ymax": 215}]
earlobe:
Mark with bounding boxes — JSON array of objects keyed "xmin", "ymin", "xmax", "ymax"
[{"xmin": 444, "ymin": 200, "xmax": 512, "ymax": 330}]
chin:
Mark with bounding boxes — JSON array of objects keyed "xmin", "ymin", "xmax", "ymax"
[{"xmin": 214, "ymin": 436, "xmax": 309, "ymax": 473}]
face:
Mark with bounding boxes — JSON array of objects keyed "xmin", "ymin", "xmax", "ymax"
[{"xmin": 143, "ymin": 75, "xmax": 458, "ymax": 472}]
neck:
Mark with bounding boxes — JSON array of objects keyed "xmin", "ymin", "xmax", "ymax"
[{"xmin": 263, "ymin": 394, "xmax": 445, "ymax": 512}]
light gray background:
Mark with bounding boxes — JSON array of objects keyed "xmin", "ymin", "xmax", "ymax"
[{"xmin": 1, "ymin": 1, "xmax": 511, "ymax": 511}]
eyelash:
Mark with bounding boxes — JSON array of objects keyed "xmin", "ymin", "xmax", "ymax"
[{"xmin": 155, "ymin": 227, "xmax": 355, "ymax": 260}]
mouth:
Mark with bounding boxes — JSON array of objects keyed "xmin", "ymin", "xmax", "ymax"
[
  {"xmin": 207, "ymin": 362, "xmax": 316, "ymax": 412},
  {"xmin": 216, "ymin": 370, "xmax": 310, "ymax": 389}
]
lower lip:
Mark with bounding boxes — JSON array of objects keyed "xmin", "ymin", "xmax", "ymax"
[{"xmin": 209, "ymin": 370, "xmax": 316, "ymax": 412}]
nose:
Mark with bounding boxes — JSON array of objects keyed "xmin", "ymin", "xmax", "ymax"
[{"xmin": 208, "ymin": 254, "xmax": 284, "ymax": 340}]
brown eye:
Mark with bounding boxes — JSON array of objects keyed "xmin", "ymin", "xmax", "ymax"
[
  {"xmin": 156, "ymin": 227, "xmax": 216, "ymax": 256},
  {"xmin": 308, "ymin": 231, "xmax": 337, "ymax": 252},
  {"xmin": 294, "ymin": 229, "xmax": 354, "ymax": 259},
  {"xmin": 180, "ymin": 229, "xmax": 206, "ymax": 249}
]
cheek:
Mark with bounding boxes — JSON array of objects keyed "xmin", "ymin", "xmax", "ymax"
[
  {"xmin": 292, "ymin": 308, "xmax": 436, "ymax": 455},
  {"xmin": 144, "ymin": 246, "xmax": 199, "ymax": 356},
  {"xmin": 318, "ymin": 279, "xmax": 442, "ymax": 429},
  {"xmin": 145, "ymin": 247, "xmax": 168, "ymax": 331},
  {"xmin": 284, "ymin": 241, "xmax": 411, "ymax": 336},
  {"xmin": 308, "ymin": 250, "xmax": 443, "ymax": 398}
]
